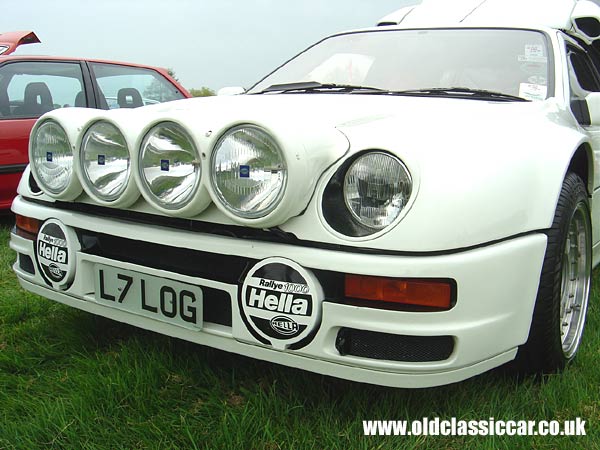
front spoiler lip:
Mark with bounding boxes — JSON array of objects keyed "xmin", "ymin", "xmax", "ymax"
[
  {"xmin": 13, "ymin": 275, "xmax": 518, "ymax": 389},
  {"xmin": 9, "ymin": 195, "xmax": 548, "ymax": 388}
]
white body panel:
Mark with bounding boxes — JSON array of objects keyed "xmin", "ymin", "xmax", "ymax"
[
  {"xmin": 21, "ymin": 80, "xmax": 596, "ymax": 251},
  {"xmin": 11, "ymin": 196, "xmax": 547, "ymax": 388},
  {"xmin": 10, "ymin": 3, "xmax": 600, "ymax": 387},
  {"xmin": 378, "ymin": 0, "xmax": 579, "ymax": 29}
]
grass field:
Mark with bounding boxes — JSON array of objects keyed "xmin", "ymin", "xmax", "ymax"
[{"xmin": 0, "ymin": 216, "xmax": 598, "ymax": 449}]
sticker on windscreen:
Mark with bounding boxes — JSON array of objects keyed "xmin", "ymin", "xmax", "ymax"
[
  {"xmin": 518, "ymin": 44, "xmax": 547, "ymax": 64},
  {"xmin": 241, "ymin": 258, "xmax": 323, "ymax": 350},
  {"xmin": 519, "ymin": 83, "xmax": 547, "ymax": 101}
]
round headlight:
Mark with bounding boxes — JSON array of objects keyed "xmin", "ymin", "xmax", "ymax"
[
  {"xmin": 80, "ymin": 121, "xmax": 130, "ymax": 201},
  {"xmin": 211, "ymin": 125, "xmax": 286, "ymax": 218},
  {"xmin": 139, "ymin": 122, "xmax": 200, "ymax": 210},
  {"xmin": 343, "ymin": 152, "xmax": 412, "ymax": 229},
  {"xmin": 31, "ymin": 120, "xmax": 73, "ymax": 195}
]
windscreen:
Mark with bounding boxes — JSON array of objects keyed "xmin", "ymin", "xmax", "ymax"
[{"xmin": 249, "ymin": 28, "xmax": 552, "ymax": 101}]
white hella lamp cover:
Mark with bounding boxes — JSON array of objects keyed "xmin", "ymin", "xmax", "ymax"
[
  {"xmin": 35, "ymin": 219, "xmax": 80, "ymax": 291},
  {"xmin": 241, "ymin": 258, "xmax": 324, "ymax": 350}
]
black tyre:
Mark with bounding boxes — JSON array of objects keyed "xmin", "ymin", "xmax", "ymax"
[{"xmin": 516, "ymin": 171, "xmax": 592, "ymax": 372}]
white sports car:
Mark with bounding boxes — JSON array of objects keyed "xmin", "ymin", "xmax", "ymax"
[{"xmin": 9, "ymin": 0, "xmax": 600, "ymax": 387}]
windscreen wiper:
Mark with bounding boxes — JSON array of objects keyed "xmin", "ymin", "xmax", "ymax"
[
  {"xmin": 257, "ymin": 83, "xmax": 530, "ymax": 101},
  {"xmin": 257, "ymin": 81, "xmax": 386, "ymax": 94},
  {"xmin": 388, "ymin": 87, "xmax": 530, "ymax": 102}
]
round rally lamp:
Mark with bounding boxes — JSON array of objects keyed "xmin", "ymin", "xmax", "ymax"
[
  {"xmin": 138, "ymin": 121, "xmax": 204, "ymax": 213},
  {"xmin": 80, "ymin": 121, "xmax": 131, "ymax": 202},
  {"xmin": 30, "ymin": 120, "xmax": 75, "ymax": 196},
  {"xmin": 343, "ymin": 152, "xmax": 412, "ymax": 229},
  {"xmin": 211, "ymin": 125, "xmax": 287, "ymax": 219}
]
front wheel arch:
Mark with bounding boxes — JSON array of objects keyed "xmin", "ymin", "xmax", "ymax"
[
  {"xmin": 515, "ymin": 171, "xmax": 592, "ymax": 372},
  {"xmin": 567, "ymin": 144, "xmax": 593, "ymax": 196}
]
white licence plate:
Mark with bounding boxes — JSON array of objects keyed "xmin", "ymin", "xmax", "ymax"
[{"xmin": 93, "ymin": 264, "xmax": 203, "ymax": 330}]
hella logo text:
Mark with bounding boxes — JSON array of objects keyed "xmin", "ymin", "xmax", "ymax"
[
  {"xmin": 247, "ymin": 288, "xmax": 309, "ymax": 316},
  {"xmin": 38, "ymin": 241, "xmax": 67, "ymax": 264},
  {"xmin": 48, "ymin": 263, "xmax": 63, "ymax": 278},
  {"xmin": 270, "ymin": 316, "xmax": 299, "ymax": 335}
]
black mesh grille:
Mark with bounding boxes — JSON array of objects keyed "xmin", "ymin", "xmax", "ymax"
[
  {"xmin": 19, "ymin": 253, "xmax": 35, "ymax": 274},
  {"xmin": 335, "ymin": 328, "xmax": 454, "ymax": 362}
]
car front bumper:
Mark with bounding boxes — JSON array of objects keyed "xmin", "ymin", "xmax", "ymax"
[
  {"xmin": 0, "ymin": 170, "xmax": 24, "ymax": 210},
  {"xmin": 10, "ymin": 195, "xmax": 547, "ymax": 388}
]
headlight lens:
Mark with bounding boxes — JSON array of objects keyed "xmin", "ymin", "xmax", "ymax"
[
  {"xmin": 139, "ymin": 122, "xmax": 200, "ymax": 209},
  {"xmin": 343, "ymin": 152, "xmax": 412, "ymax": 229},
  {"xmin": 81, "ymin": 121, "xmax": 130, "ymax": 201},
  {"xmin": 211, "ymin": 125, "xmax": 286, "ymax": 218},
  {"xmin": 31, "ymin": 121, "xmax": 73, "ymax": 194}
]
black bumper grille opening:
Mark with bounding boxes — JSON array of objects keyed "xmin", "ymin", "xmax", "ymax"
[
  {"xmin": 79, "ymin": 231, "xmax": 235, "ymax": 327},
  {"xmin": 335, "ymin": 328, "xmax": 454, "ymax": 362},
  {"xmin": 19, "ymin": 253, "xmax": 35, "ymax": 274},
  {"xmin": 202, "ymin": 288, "xmax": 232, "ymax": 327},
  {"xmin": 75, "ymin": 230, "xmax": 343, "ymax": 328},
  {"xmin": 78, "ymin": 231, "xmax": 256, "ymax": 285}
]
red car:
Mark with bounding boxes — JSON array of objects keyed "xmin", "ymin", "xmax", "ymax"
[{"xmin": 0, "ymin": 31, "xmax": 191, "ymax": 211}]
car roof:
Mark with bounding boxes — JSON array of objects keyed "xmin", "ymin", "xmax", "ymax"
[
  {"xmin": 377, "ymin": 0, "xmax": 600, "ymax": 44},
  {"xmin": 0, "ymin": 54, "xmax": 170, "ymax": 71},
  {"xmin": 0, "ymin": 31, "xmax": 171, "ymax": 73},
  {"xmin": 0, "ymin": 54, "xmax": 191, "ymax": 98}
]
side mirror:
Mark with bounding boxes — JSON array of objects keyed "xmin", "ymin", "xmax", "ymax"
[
  {"xmin": 585, "ymin": 92, "xmax": 600, "ymax": 125},
  {"xmin": 217, "ymin": 86, "xmax": 245, "ymax": 96},
  {"xmin": 572, "ymin": 1, "xmax": 600, "ymax": 44}
]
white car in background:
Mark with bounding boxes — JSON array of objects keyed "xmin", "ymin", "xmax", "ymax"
[{"xmin": 9, "ymin": 0, "xmax": 600, "ymax": 387}]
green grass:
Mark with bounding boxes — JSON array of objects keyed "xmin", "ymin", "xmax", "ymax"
[{"xmin": 0, "ymin": 216, "xmax": 598, "ymax": 449}]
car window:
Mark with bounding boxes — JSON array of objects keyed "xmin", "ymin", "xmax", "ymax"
[
  {"xmin": 90, "ymin": 63, "xmax": 185, "ymax": 109},
  {"xmin": 567, "ymin": 47, "xmax": 600, "ymax": 99},
  {"xmin": 0, "ymin": 61, "xmax": 85, "ymax": 119}
]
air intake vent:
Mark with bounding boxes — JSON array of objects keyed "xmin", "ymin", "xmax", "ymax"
[{"xmin": 335, "ymin": 328, "xmax": 454, "ymax": 362}]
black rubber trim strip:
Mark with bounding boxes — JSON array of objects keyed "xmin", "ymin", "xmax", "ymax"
[
  {"xmin": 0, "ymin": 163, "xmax": 27, "ymax": 175},
  {"xmin": 22, "ymin": 196, "xmax": 548, "ymax": 257}
]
